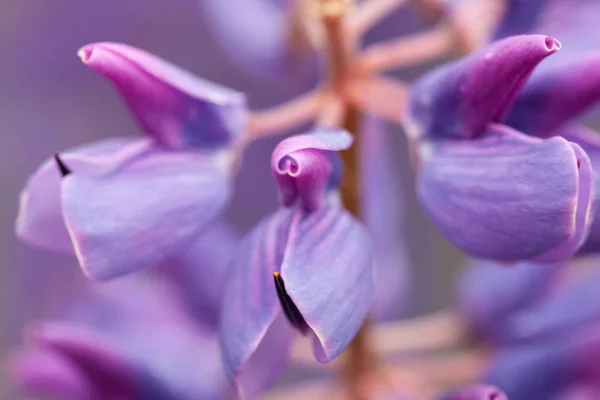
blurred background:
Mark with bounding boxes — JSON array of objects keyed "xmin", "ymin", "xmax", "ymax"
[{"xmin": 0, "ymin": 1, "xmax": 462, "ymax": 396}]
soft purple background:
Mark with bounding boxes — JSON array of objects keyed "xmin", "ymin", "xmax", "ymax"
[{"xmin": 0, "ymin": 1, "xmax": 461, "ymax": 396}]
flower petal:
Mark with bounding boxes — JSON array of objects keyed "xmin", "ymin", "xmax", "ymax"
[
  {"xmin": 15, "ymin": 137, "xmax": 143, "ymax": 253},
  {"xmin": 198, "ymin": 0, "xmax": 317, "ymax": 83},
  {"xmin": 437, "ymin": 384, "xmax": 507, "ymax": 400},
  {"xmin": 7, "ymin": 347, "xmax": 96, "ymax": 400},
  {"xmin": 220, "ymin": 203, "xmax": 373, "ymax": 392},
  {"xmin": 405, "ymin": 35, "xmax": 560, "ymax": 140},
  {"xmin": 219, "ymin": 208, "xmax": 297, "ymax": 396},
  {"xmin": 507, "ymin": 52, "xmax": 600, "ymax": 137},
  {"xmin": 360, "ymin": 114, "xmax": 411, "ymax": 321},
  {"xmin": 61, "ymin": 149, "xmax": 232, "ymax": 280},
  {"xmin": 79, "ymin": 42, "xmax": 248, "ymax": 149},
  {"xmin": 557, "ymin": 124, "xmax": 600, "ymax": 254},
  {"xmin": 271, "ymin": 127, "xmax": 353, "ymax": 211},
  {"xmin": 282, "ymin": 205, "xmax": 373, "ymax": 363},
  {"xmin": 457, "ymin": 259, "xmax": 562, "ymax": 342},
  {"xmin": 417, "ymin": 123, "xmax": 593, "ymax": 261}
]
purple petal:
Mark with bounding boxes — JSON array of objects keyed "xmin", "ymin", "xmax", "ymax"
[
  {"xmin": 7, "ymin": 347, "xmax": 96, "ymax": 400},
  {"xmin": 557, "ymin": 124, "xmax": 600, "ymax": 254},
  {"xmin": 417, "ymin": 123, "xmax": 593, "ymax": 261},
  {"xmin": 79, "ymin": 42, "xmax": 248, "ymax": 149},
  {"xmin": 220, "ymin": 208, "xmax": 297, "ymax": 396},
  {"xmin": 507, "ymin": 52, "xmax": 600, "ymax": 137},
  {"xmin": 492, "ymin": 0, "xmax": 549, "ymax": 39},
  {"xmin": 282, "ymin": 206, "xmax": 373, "ymax": 362},
  {"xmin": 457, "ymin": 259, "xmax": 562, "ymax": 342},
  {"xmin": 16, "ymin": 137, "xmax": 141, "ymax": 253},
  {"xmin": 61, "ymin": 149, "xmax": 232, "ymax": 281},
  {"xmin": 220, "ymin": 204, "xmax": 373, "ymax": 393},
  {"xmin": 198, "ymin": 0, "xmax": 317, "ymax": 83},
  {"xmin": 360, "ymin": 114, "xmax": 411, "ymax": 321},
  {"xmin": 437, "ymin": 384, "xmax": 507, "ymax": 400},
  {"xmin": 271, "ymin": 128, "xmax": 353, "ymax": 211},
  {"xmin": 405, "ymin": 35, "xmax": 560, "ymax": 140}
]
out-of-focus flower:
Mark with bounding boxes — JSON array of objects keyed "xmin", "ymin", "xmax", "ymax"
[
  {"xmin": 437, "ymin": 384, "xmax": 507, "ymax": 400},
  {"xmin": 199, "ymin": 0, "xmax": 318, "ymax": 83},
  {"xmin": 405, "ymin": 34, "xmax": 595, "ymax": 262},
  {"xmin": 16, "ymin": 42, "xmax": 248, "ymax": 281},
  {"xmin": 219, "ymin": 128, "xmax": 374, "ymax": 398},
  {"xmin": 467, "ymin": 259, "xmax": 600, "ymax": 399},
  {"xmin": 9, "ymin": 222, "xmax": 240, "ymax": 400}
]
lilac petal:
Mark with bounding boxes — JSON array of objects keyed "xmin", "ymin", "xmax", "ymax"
[
  {"xmin": 79, "ymin": 42, "xmax": 248, "ymax": 149},
  {"xmin": 557, "ymin": 124, "xmax": 600, "ymax": 254},
  {"xmin": 417, "ymin": 123, "xmax": 593, "ymax": 261},
  {"xmin": 7, "ymin": 347, "xmax": 96, "ymax": 400},
  {"xmin": 405, "ymin": 35, "xmax": 560, "ymax": 140},
  {"xmin": 282, "ymin": 205, "xmax": 373, "ymax": 363},
  {"xmin": 198, "ymin": 0, "xmax": 317, "ymax": 83},
  {"xmin": 61, "ymin": 149, "xmax": 232, "ymax": 281},
  {"xmin": 271, "ymin": 128, "xmax": 353, "ymax": 211},
  {"xmin": 457, "ymin": 259, "xmax": 562, "ymax": 342},
  {"xmin": 507, "ymin": 52, "xmax": 600, "ymax": 137},
  {"xmin": 360, "ymin": 114, "xmax": 411, "ymax": 321},
  {"xmin": 16, "ymin": 137, "xmax": 141, "ymax": 253},
  {"xmin": 29, "ymin": 323, "xmax": 137, "ymax": 398},
  {"xmin": 492, "ymin": 0, "xmax": 549, "ymax": 39},
  {"xmin": 220, "ymin": 204, "xmax": 373, "ymax": 392},
  {"xmin": 437, "ymin": 384, "xmax": 507, "ymax": 400},
  {"xmin": 220, "ymin": 208, "xmax": 296, "ymax": 395}
]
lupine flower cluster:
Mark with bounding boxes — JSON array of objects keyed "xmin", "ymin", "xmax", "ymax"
[{"xmin": 6, "ymin": 0, "xmax": 600, "ymax": 399}]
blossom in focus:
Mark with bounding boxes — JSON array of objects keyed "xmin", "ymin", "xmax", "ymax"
[
  {"xmin": 405, "ymin": 34, "xmax": 595, "ymax": 262},
  {"xmin": 8, "ymin": 222, "xmax": 241, "ymax": 400},
  {"xmin": 16, "ymin": 42, "xmax": 247, "ymax": 281},
  {"xmin": 219, "ymin": 128, "xmax": 374, "ymax": 398}
]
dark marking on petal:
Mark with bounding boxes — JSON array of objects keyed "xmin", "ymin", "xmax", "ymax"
[
  {"xmin": 54, "ymin": 153, "xmax": 71, "ymax": 177},
  {"xmin": 577, "ymin": 159, "xmax": 581, "ymax": 169},
  {"xmin": 273, "ymin": 272, "xmax": 309, "ymax": 335}
]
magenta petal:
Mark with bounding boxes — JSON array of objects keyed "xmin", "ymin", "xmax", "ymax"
[
  {"xmin": 80, "ymin": 42, "xmax": 248, "ymax": 149},
  {"xmin": 61, "ymin": 150, "xmax": 232, "ymax": 281},
  {"xmin": 406, "ymin": 35, "xmax": 560, "ymax": 140},
  {"xmin": 360, "ymin": 114, "xmax": 411, "ymax": 321},
  {"xmin": 508, "ymin": 52, "xmax": 600, "ymax": 137},
  {"xmin": 7, "ymin": 347, "xmax": 96, "ymax": 400},
  {"xmin": 16, "ymin": 137, "xmax": 143, "ymax": 254},
  {"xmin": 271, "ymin": 128, "xmax": 353, "ymax": 211},
  {"xmin": 417, "ymin": 124, "xmax": 593, "ymax": 261}
]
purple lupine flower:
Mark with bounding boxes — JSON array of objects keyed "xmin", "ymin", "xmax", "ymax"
[
  {"xmin": 198, "ymin": 0, "xmax": 317, "ymax": 83},
  {"xmin": 219, "ymin": 128, "xmax": 374, "ymax": 398},
  {"xmin": 9, "ymin": 222, "xmax": 240, "ymax": 400},
  {"xmin": 405, "ymin": 34, "xmax": 595, "ymax": 262},
  {"xmin": 16, "ymin": 42, "xmax": 248, "ymax": 281}
]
